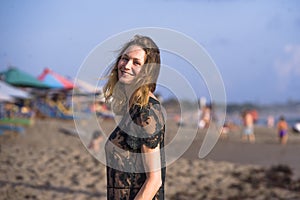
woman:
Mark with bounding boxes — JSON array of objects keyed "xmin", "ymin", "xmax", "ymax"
[{"xmin": 103, "ymin": 35, "xmax": 165, "ymax": 200}]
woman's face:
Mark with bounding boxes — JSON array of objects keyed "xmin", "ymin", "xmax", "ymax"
[{"xmin": 117, "ymin": 45, "xmax": 146, "ymax": 85}]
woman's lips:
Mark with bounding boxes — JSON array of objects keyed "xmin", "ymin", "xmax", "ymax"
[{"xmin": 120, "ymin": 70, "xmax": 134, "ymax": 76}]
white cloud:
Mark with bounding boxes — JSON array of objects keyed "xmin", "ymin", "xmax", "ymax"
[{"xmin": 274, "ymin": 44, "xmax": 300, "ymax": 91}]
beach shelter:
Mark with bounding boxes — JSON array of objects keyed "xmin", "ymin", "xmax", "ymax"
[
  {"xmin": 0, "ymin": 67, "xmax": 50, "ymax": 88},
  {"xmin": 71, "ymin": 78, "xmax": 102, "ymax": 94},
  {"xmin": 38, "ymin": 68, "xmax": 74, "ymax": 89},
  {"xmin": 0, "ymin": 80, "xmax": 31, "ymax": 99},
  {"xmin": 0, "ymin": 92, "xmax": 14, "ymax": 102}
]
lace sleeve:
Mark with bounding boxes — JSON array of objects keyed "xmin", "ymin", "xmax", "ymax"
[
  {"xmin": 139, "ymin": 104, "xmax": 164, "ymax": 149},
  {"xmin": 125, "ymin": 103, "xmax": 165, "ymax": 150}
]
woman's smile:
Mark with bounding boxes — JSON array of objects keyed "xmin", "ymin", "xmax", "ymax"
[{"xmin": 119, "ymin": 70, "xmax": 134, "ymax": 76}]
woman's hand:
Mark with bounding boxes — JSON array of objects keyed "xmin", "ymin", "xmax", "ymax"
[{"xmin": 134, "ymin": 144, "xmax": 162, "ymax": 200}]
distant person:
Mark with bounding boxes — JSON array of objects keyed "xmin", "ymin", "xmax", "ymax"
[
  {"xmin": 220, "ymin": 122, "xmax": 230, "ymax": 139},
  {"xmin": 241, "ymin": 110, "xmax": 255, "ymax": 143},
  {"xmin": 277, "ymin": 115, "xmax": 288, "ymax": 145},
  {"xmin": 199, "ymin": 105, "xmax": 211, "ymax": 129},
  {"xmin": 267, "ymin": 115, "xmax": 275, "ymax": 128},
  {"xmin": 249, "ymin": 109, "xmax": 258, "ymax": 124},
  {"xmin": 88, "ymin": 130, "xmax": 104, "ymax": 152},
  {"xmin": 174, "ymin": 114, "xmax": 185, "ymax": 127}
]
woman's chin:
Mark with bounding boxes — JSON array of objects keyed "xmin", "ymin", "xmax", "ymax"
[{"xmin": 118, "ymin": 78, "xmax": 133, "ymax": 85}]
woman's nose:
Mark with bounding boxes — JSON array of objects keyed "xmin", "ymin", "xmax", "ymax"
[{"xmin": 124, "ymin": 60, "xmax": 132, "ymax": 70}]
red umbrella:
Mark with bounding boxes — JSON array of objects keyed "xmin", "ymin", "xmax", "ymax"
[{"xmin": 38, "ymin": 68, "xmax": 74, "ymax": 89}]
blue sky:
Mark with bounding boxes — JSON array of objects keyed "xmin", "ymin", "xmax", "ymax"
[{"xmin": 0, "ymin": 0, "xmax": 300, "ymax": 103}]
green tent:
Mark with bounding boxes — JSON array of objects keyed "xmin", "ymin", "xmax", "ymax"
[{"xmin": 0, "ymin": 67, "xmax": 50, "ymax": 88}]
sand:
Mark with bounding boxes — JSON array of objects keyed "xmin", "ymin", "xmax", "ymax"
[{"xmin": 0, "ymin": 119, "xmax": 300, "ymax": 200}]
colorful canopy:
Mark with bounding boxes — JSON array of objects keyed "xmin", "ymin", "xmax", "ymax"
[
  {"xmin": 38, "ymin": 68, "xmax": 74, "ymax": 89},
  {"xmin": 0, "ymin": 67, "xmax": 50, "ymax": 88}
]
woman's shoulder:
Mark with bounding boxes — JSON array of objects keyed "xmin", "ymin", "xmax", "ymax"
[
  {"xmin": 148, "ymin": 92, "xmax": 160, "ymax": 105},
  {"xmin": 149, "ymin": 96, "xmax": 160, "ymax": 105}
]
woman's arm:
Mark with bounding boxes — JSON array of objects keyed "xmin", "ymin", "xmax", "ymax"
[{"xmin": 134, "ymin": 144, "xmax": 162, "ymax": 200}]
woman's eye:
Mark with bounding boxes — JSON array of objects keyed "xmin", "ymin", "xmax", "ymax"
[
  {"xmin": 121, "ymin": 57, "xmax": 129, "ymax": 62},
  {"xmin": 134, "ymin": 61, "xmax": 141, "ymax": 66}
]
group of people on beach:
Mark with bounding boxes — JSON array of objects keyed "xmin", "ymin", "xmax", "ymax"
[
  {"xmin": 196, "ymin": 105, "xmax": 290, "ymax": 145},
  {"xmin": 241, "ymin": 109, "xmax": 289, "ymax": 145}
]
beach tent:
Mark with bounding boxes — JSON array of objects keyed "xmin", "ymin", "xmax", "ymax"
[
  {"xmin": 0, "ymin": 92, "xmax": 14, "ymax": 102},
  {"xmin": 72, "ymin": 78, "xmax": 102, "ymax": 94},
  {"xmin": 38, "ymin": 68, "xmax": 74, "ymax": 89},
  {"xmin": 0, "ymin": 80, "xmax": 31, "ymax": 99},
  {"xmin": 71, "ymin": 78, "xmax": 105, "ymax": 102},
  {"xmin": 0, "ymin": 67, "xmax": 50, "ymax": 88}
]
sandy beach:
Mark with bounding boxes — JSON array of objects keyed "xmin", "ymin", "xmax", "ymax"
[{"xmin": 1, "ymin": 119, "xmax": 300, "ymax": 200}]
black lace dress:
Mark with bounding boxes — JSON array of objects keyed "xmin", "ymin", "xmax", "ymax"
[{"xmin": 105, "ymin": 97, "xmax": 165, "ymax": 200}]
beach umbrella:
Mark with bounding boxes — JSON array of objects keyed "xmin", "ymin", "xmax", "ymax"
[
  {"xmin": 0, "ymin": 67, "xmax": 50, "ymax": 88},
  {"xmin": 38, "ymin": 68, "xmax": 74, "ymax": 89}
]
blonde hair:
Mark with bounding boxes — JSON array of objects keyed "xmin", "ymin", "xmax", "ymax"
[{"xmin": 103, "ymin": 35, "xmax": 161, "ymax": 114}]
